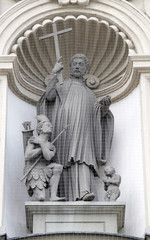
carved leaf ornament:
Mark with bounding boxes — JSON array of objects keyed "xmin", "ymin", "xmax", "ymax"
[{"xmin": 10, "ymin": 15, "xmax": 134, "ymax": 104}]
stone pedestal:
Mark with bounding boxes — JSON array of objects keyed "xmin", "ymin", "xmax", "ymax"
[{"xmin": 25, "ymin": 202, "xmax": 125, "ymax": 234}]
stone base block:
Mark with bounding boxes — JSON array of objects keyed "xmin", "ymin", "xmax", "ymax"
[{"xmin": 25, "ymin": 202, "xmax": 125, "ymax": 234}]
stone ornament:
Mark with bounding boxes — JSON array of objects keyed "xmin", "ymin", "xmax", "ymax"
[
  {"xmin": 84, "ymin": 74, "xmax": 100, "ymax": 89},
  {"xmin": 103, "ymin": 166, "xmax": 121, "ymax": 201},
  {"xmin": 22, "ymin": 114, "xmax": 65, "ymax": 201},
  {"xmin": 10, "ymin": 15, "xmax": 134, "ymax": 105},
  {"xmin": 14, "ymin": 0, "xmax": 90, "ymax": 4},
  {"xmin": 37, "ymin": 54, "xmax": 114, "ymax": 201},
  {"xmin": 58, "ymin": 0, "xmax": 90, "ymax": 6}
]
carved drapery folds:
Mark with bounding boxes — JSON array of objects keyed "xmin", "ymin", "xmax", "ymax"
[{"xmin": 10, "ymin": 15, "xmax": 134, "ymax": 104}]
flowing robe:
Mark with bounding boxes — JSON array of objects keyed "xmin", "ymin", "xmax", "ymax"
[{"xmin": 37, "ymin": 74, "xmax": 114, "ymax": 200}]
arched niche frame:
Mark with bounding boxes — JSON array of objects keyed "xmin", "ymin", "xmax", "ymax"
[{"xmin": 1, "ymin": 0, "xmax": 150, "ymax": 105}]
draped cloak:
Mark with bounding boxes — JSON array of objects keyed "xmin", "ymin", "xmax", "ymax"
[{"xmin": 37, "ymin": 74, "xmax": 114, "ymax": 200}]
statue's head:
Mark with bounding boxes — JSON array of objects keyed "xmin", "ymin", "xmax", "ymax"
[
  {"xmin": 104, "ymin": 166, "xmax": 115, "ymax": 177},
  {"xmin": 70, "ymin": 54, "xmax": 89, "ymax": 78},
  {"xmin": 36, "ymin": 115, "xmax": 53, "ymax": 135}
]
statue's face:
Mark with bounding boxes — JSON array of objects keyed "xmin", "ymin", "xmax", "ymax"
[
  {"xmin": 41, "ymin": 122, "xmax": 53, "ymax": 134},
  {"xmin": 70, "ymin": 58, "xmax": 87, "ymax": 78}
]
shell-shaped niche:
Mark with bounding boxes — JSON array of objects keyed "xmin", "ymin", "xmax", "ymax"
[{"xmin": 11, "ymin": 15, "xmax": 134, "ymax": 104}]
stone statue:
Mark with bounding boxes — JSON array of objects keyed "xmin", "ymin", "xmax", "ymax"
[
  {"xmin": 23, "ymin": 114, "xmax": 65, "ymax": 201},
  {"xmin": 103, "ymin": 166, "xmax": 121, "ymax": 201},
  {"xmin": 37, "ymin": 54, "xmax": 114, "ymax": 201}
]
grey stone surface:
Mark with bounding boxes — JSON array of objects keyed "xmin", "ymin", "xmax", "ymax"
[
  {"xmin": 23, "ymin": 114, "xmax": 65, "ymax": 201},
  {"xmin": 37, "ymin": 54, "xmax": 114, "ymax": 201},
  {"xmin": 103, "ymin": 166, "xmax": 121, "ymax": 201},
  {"xmin": 25, "ymin": 201, "xmax": 125, "ymax": 233},
  {"xmin": 0, "ymin": 226, "xmax": 6, "ymax": 235}
]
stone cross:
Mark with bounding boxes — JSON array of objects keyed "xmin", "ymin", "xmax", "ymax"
[{"xmin": 39, "ymin": 23, "xmax": 72, "ymax": 84}]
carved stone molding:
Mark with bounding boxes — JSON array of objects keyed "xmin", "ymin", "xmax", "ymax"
[
  {"xmin": 144, "ymin": 0, "xmax": 150, "ymax": 17},
  {"xmin": 58, "ymin": 0, "xmax": 90, "ymax": 6}
]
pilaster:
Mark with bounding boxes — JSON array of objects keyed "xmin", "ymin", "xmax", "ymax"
[
  {"xmin": 140, "ymin": 72, "xmax": 150, "ymax": 228},
  {"xmin": 0, "ymin": 56, "xmax": 14, "ymax": 227},
  {"xmin": 0, "ymin": 75, "xmax": 7, "ymax": 226}
]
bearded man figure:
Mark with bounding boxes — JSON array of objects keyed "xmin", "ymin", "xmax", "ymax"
[{"xmin": 37, "ymin": 54, "xmax": 114, "ymax": 201}]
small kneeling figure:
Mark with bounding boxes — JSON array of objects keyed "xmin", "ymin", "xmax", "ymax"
[
  {"xmin": 23, "ymin": 114, "xmax": 65, "ymax": 201},
  {"xmin": 103, "ymin": 166, "xmax": 121, "ymax": 201}
]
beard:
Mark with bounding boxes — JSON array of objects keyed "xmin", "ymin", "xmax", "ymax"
[{"xmin": 72, "ymin": 70, "xmax": 83, "ymax": 78}]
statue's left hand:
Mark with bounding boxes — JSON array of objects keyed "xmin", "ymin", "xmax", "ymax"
[
  {"xmin": 100, "ymin": 95, "xmax": 111, "ymax": 117},
  {"xmin": 100, "ymin": 95, "xmax": 111, "ymax": 108}
]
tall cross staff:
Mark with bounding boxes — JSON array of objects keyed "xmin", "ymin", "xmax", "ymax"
[{"xmin": 39, "ymin": 23, "xmax": 72, "ymax": 84}]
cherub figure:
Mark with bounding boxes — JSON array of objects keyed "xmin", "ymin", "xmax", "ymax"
[
  {"xmin": 24, "ymin": 115, "xmax": 65, "ymax": 201},
  {"xmin": 103, "ymin": 166, "xmax": 121, "ymax": 201}
]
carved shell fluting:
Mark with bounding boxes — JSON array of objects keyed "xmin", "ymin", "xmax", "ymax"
[{"xmin": 11, "ymin": 15, "xmax": 134, "ymax": 103}]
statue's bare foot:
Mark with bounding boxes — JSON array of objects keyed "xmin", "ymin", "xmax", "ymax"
[
  {"xmin": 49, "ymin": 196, "xmax": 66, "ymax": 201},
  {"xmin": 82, "ymin": 193, "xmax": 95, "ymax": 201}
]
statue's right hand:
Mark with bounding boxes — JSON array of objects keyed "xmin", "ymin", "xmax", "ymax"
[{"xmin": 52, "ymin": 56, "xmax": 64, "ymax": 74}]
